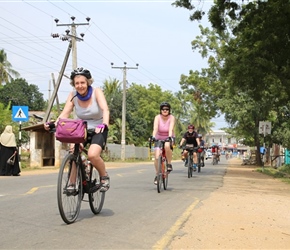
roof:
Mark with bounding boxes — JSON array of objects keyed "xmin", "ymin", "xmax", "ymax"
[{"xmin": 22, "ymin": 123, "xmax": 46, "ymax": 132}]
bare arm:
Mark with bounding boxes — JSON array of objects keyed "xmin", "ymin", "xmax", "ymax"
[
  {"xmin": 95, "ymin": 87, "xmax": 110, "ymax": 125},
  {"xmin": 168, "ymin": 115, "xmax": 175, "ymax": 137},
  {"xmin": 58, "ymin": 92, "xmax": 75, "ymax": 120},
  {"xmin": 180, "ymin": 137, "xmax": 185, "ymax": 146},
  {"xmin": 196, "ymin": 137, "xmax": 200, "ymax": 146},
  {"xmin": 152, "ymin": 115, "xmax": 159, "ymax": 137}
]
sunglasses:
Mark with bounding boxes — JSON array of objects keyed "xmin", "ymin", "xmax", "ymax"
[{"xmin": 161, "ymin": 109, "xmax": 169, "ymax": 111}]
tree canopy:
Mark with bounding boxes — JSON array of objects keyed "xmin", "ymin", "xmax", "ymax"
[
  {"xmin": 0, "ymin": 49, "xmax": 20, "ymax": 85},
  {"xmin": 0, "ymin": 78, "xmax": 45, "ymax": 111},
  {"xmin": 173, "ymin": 0, "xmax": 290, "ymax": 164}
]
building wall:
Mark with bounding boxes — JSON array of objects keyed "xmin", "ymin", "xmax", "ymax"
[{"xmin": 205, "ymin": 130, "xmax": 238, "ymax": 148}]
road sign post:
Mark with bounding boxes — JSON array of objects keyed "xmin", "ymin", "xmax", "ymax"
[{"xmin": 12, "ymin": 106, "xmax": 29, "ymax": 169}]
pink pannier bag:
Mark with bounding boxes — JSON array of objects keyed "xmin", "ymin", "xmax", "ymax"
[{"xmin": 55, "ymin": 119, "xmax": 87, "ymax": 143}]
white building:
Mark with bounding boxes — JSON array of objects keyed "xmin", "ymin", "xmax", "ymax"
[{"xmin": 205, "ymin": 130, "xmax": 247, "ymax": 152}]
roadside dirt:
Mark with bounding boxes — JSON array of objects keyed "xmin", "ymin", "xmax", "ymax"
[{"xmin": 168, "ymin": 158, "xmax": 290, "ymax": 250}]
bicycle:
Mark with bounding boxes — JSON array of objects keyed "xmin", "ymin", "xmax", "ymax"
[
  {"xmin": 149, "ymin": 137, "xmax": 171, "ymax": 193},
  {"xmin": 212, "ymin": 153, "xmax": 219, "ymax": 165},
  {"xmin": 49, "ymin": 127, "xmax": 106, "ymax": 224},
  {"xmin": 196, "ymin": 146, "xmax": 205, "ymax": 173},
  {"xmin": 181, "ymin": 146, "xmax": 196, "ymax": 178}
]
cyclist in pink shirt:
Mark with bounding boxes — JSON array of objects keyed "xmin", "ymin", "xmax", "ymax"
[{"xmin": 151, "ymin": 102, "xmax": 175, "ymax": 185}]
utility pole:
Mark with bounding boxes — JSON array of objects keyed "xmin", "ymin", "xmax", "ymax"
[
  {"xmin": 47, "ymin": 17, "xmax": 90, "ymax": 119},
  {"xmin": 111, "ymin": 62, "xmax": 139, "ymax": 161},
  {"xmin": 52, "ymin": 16, "xmax": 90, "ymax": 69}
]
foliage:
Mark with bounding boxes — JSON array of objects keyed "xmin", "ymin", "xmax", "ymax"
[
  {"xmin": 0, "ymin": 78, "xmax": 45, "ymax": 111},
  {"xmin": 173, "ymin": 0, "xmax": 290, "ymax": 165},
  {"xmin": 256, "ymin": 165, "xmax": 290, "ymax": 185},
  {"xmin": 103, "ymin": 76, "xmax": 216, "ymax": 146},
  {"xmin": 0, "ymin": 49, "xmax": 20, "ymax": 85},
  {"xmin": 0, "ymin": 102, "xmax": 11, "ymax": 132}
]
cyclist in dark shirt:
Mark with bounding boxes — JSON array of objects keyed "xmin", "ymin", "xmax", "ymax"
[{"xmin": 179, "ymin": 124, "xmax": 200, "ymax": 171}]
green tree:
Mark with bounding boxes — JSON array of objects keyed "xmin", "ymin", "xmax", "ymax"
[
  {"xmin": 0, "ymin": 49, "xmax": 20, "ymax": 85},
  {"xmin": 0, "ymin": 102, "xmax": 12, "ymax": 132},
  {"xmin": 0, "ymin": 78, "xmax": 45, "ymax": 111},
  {"xmin": 102, "ymin": 77, "xmax": 122, "ymax": 125},
  {"xmin": 173, "ymin": 0, "xmax": 290, "ymax": 164}
]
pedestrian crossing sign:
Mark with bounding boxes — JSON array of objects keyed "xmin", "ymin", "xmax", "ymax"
[{"xmin": 12, "ymin": 106, "xmax": 29, "ymax": 122}]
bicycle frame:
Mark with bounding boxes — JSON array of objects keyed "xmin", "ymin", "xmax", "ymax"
[
  {"xmin": 183, "ymin": 146, "xmax": 197, "ymax": 177},
  {"xmin": 57, "ymin": 131, "xmax": 105, "ymax": 224},
  {"xmin": 149, "ymin": 138, "xmax": 171, "ymax": 193}
]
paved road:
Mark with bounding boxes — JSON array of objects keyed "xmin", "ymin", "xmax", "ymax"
[{"xmin": 0, "ymin": 158, "xmax": 227, "ymax": 249}]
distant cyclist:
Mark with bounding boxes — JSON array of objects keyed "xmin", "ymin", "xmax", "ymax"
[
  {"xmin": 151, "ymin": 102, "xmax": 175, "ymax": 185},
  {"xmin": 179, "ymin": 125, "xmax": 200, "ymax": 171},
  {"xmin": 199, "ymin": 134, "xmax": 205, "ymax": 167},
  {"xmin": 211, "ymin": 145, "xmax": 220, "ymax": 162}
]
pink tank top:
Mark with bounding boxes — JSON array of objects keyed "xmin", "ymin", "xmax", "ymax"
[{"xmin": 156, "ymin": 114, "xmax": 174, "ymax": 140}]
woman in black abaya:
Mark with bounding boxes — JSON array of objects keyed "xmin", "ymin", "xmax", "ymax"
[{"xmin": 0, "ymin": 125, "xmax": 21, "ymax": 176}]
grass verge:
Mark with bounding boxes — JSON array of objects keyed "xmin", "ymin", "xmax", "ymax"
[{"xmin": 256, "ymin": 165, "xmax": 290, "ymax": 185}]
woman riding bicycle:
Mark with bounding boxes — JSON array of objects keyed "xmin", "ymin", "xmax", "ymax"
[
  {"xmin": 151, "ymin": 102, "xmax": 175, "ymax": 185},
  {"xmin": 44, "ymin": 67, "xmax": 110, "ymax": 192}
]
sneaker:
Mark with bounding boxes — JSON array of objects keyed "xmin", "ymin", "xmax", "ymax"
[
  {"xmin": 100, "ymin": 174, "xmax": 110, "ymax": 192},
  {"xmin": 167, "ymin": 164, "xmax": 173, "ymax": 172},
  {"xmin": 66, "ymin": 184, "xmax": 76, "ymax": 192},
  {"xmin": 193, "ymin": 164, "xmax": 197, "ymax": 172},
  {"xmin": 154, "ymin": 176, "xmax": 157, "ymax": 185}
]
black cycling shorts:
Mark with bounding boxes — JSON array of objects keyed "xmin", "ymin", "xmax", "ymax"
[{"xmin": 86, "ymin": 129, "xmax": 108, "ymax": 150}]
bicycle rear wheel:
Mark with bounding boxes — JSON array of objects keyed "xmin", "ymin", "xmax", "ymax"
[
  {"xmin": 188, "ymin": 155, "xmax": 193, "ymax": 178},
  {"xmin": 197, "ymin": 153, "xmax": 201, "ymax": 173},
  {"xmin": 88, "ymin": 164, "xmax": 105, "ymax": 214},
  {"xmin": 57, "ymin": 154, "xmax": 82, "ymax": 224},
  {"xmin": 163, "ymin": 160, "xmax": 168, "ymax": 190},
  {"xmin": 157, "ymin": 156, "xmax": 163, "ymax": 193}
]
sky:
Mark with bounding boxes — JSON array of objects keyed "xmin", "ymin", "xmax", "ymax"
[{"xmin": 0, "ymin": 0, "xmax": 227, "ymax": 130}]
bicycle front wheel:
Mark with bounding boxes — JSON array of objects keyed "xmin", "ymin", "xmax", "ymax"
[
  {"xmin": 188, "ymin": 155, "xmax": 193, "ymax": 178},
  {"xmin": 163, "ymin": 160, "xmax": 168, "ymax": 190},
  {"xmin": 88, "ymin": 165, "xmax": 105, "ymax": 214},
  {"xmin": 157, "ymin": 156, "xmax": 163, "ymax": 193},
  {"xmin": 197, "ymin": 153, "xmax": 201, "ymax": 173},
  {"xmin": 57, "ymin": 154, "xmax": 82, "ymax": 224}
]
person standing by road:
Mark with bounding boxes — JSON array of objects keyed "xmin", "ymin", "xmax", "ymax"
[
  {"xmin": 151, "ymin": 102, "xmax": 175, "ymax": 185},
  {"xmin": 0, "ymin": 125, "xmax": 21, "ymax": 176}
]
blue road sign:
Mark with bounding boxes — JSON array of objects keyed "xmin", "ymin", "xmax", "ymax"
[{"xmin": 12, "ymin": 106, "xmax": 29, "ymax": 122}]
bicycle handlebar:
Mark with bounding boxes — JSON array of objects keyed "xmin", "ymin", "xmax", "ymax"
[
  {"xmin": 181, "ymin": 145, "xmax": 206, "ymax": 151},
  {"xmin": 148, "ymin": 137, "xmax": 172, "ymax": 149}
]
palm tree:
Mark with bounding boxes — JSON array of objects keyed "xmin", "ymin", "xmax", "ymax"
[
  {"xmin": 190, "ymin": 102, "xmax": 213, "ymax": 136},
  {"xmin": 0, "ymin": 49, "xmax": 20, "ymax": 85},
  {"xmin": 102, "ymin": 77, "xmax": 122, "ymax": 125},
  {"xmin": 102, "ymin": 77, "xmax": 121, "ymax": 98}
]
